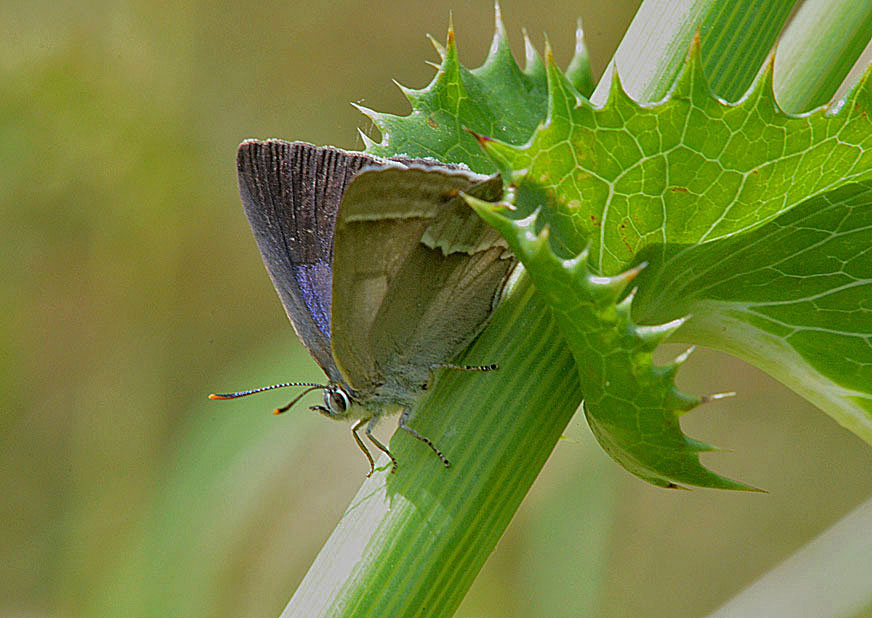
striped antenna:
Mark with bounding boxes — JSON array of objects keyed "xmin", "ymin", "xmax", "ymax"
[{"xmin": 208, "ymin": 381, "xmax": 325, "ymax": 400}]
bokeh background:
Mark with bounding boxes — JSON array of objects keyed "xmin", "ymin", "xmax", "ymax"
[{"xmin": 3, "ymin": 1, "xmax": 871, "ymax": 616}]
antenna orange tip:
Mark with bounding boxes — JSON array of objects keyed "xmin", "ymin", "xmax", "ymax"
[{"xmin": 208, "ymin": 393, "xmax": 228, "ymax": 400}]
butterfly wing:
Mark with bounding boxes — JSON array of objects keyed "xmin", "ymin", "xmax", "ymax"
[
  {"xmin": 236, "ymin": 139, "xmax": 383, "ymax": 382},
  {"xmin": 330, "ymin": 164, "xmax": 515, "ymax": 400}
]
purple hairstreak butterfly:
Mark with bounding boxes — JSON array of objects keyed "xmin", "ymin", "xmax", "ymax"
[{"xmin": 210, "ymin": 140, "xmax": 516, "ymax": 475}]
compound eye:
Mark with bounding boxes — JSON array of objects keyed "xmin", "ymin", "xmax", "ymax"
[{"xmin": 324, "ymin": 387, "xmax": 350, "ymax": 415}]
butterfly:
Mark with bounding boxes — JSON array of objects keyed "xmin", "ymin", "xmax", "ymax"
[{"xmin": 211, "ymin": 139, "xmax": 516, "ymax": 475}]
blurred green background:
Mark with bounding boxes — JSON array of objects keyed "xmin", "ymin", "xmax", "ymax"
[{"xmin": 3, "ymin": 1, "xmax": 871, "ymax": 616}]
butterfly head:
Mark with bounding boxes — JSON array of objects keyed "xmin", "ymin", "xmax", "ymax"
[{"xmin": 310, "ymin": 383, "xmax": 353, "ymax": 419}]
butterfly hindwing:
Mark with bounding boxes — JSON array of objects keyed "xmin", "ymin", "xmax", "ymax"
[{"xmin": 330, "ymin": 164, "xmax": 515, "ymax": 402}]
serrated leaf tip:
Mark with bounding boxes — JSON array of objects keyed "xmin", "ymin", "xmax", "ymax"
[
  {"xmin": 573, "ymin": 243, "xmax": 591, "ymax": 262},
  {"xmin": 562, "ymin": 243, "xmax": 591, "ymax": 274},
  {"xmin": 702, "ymin": 391, "xmax": 736, "ymax": 403},
  {"xmin": 673, "ymin": 345, "xmax": 695, "ymax": 366},
  {"xmin": 522, "ymin": 27, "xmax": 532, "ymax": 49},
  {"xmin": 462, "ymin": 193, "xmax": 512, "ymax": 215},
  {"xmin": 464, "ymin": 127, "xmax": 495, "ymax": 145},
  {"xmin": 447, "ymin": 12, "xmax": 455, "ymax": 44},
  {"xmin": 535, "ymin": 222, "xmax": 551, "ymax": 245},
  {"xmin": 618, "ymin": 261, "xmax": 647, "ymax": 284},
  {"xmin": 543, "ymin": 35, "xmax": 554, "ymax": 65},
  {"xmin": 493, "ymin": 1, "xmax": 506, "ymax": 38},
  {"xmin": 392, "ymin": 78, "xmax": 420, "ymax": 103},
  {"xmin": 667, "ymin": 386, "xmax": 701, "ymax": 412},
  {"xmin": 350, "ymin": 101, "xmax": 378, "ymax": 119},
  {"xmin": 684, "ymin": 436, "xmax": 721, "ymax": 452},
  {"xmin": 635, "ymin": 315, "xmax": 690, "ymax": 349},
  {"xmin": 664, "ymin": 314, "xmax": 691, "ymax": 335},
  {"xmin": 608, "ymin": 59, "xmax": 624, "ymax": 98},
  {"xmin": 426, "ymin": 32, "xmax": 446, "ymax": 59},
  {"xmin": 574, "ymin": 17, "xmax": 585, "ymax": 53},
  {"xmin": 357, "ymin": 128, "xmax": 377, "ymax": 150},
  {"xmin": 482, "ymin": 2, "xmax": 511, "ymax": 69},
  {"xmin": 522, "ymin": 28, "xmax": 539, "ymax": 72}
]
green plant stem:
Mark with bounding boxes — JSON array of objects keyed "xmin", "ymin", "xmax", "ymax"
[
  {"xmin": 282, "ymin": 274, "xmax": 581, "ymax": 617},
  {"xmin": 774, "ymin": 0, "xmax": 872, "ymax": 113},
  {"xmin": 592, "ymin": 0, "xmax": 797, "ymax": 105}
]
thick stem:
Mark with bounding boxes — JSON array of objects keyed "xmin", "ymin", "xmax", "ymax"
[{"xmin": 282, "ymin": 274, "xmax": 581, "ymax": 617}]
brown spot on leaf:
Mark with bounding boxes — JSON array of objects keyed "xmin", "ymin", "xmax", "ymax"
[{"xmin": 619, "ymin": 219, "xmax": 633, "ymax": 253}]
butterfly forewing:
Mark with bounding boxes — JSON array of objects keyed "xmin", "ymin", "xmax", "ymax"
[{"xmin": 236, "ymin": 139, "xmax": 381, "ymax": 382}]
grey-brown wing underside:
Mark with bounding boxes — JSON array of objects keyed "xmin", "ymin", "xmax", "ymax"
[
  {"xmin": 330, "ymin": 165, "xmax": 515, "ymax": 398},
  {"xmin": 236, "ymin": 139, "xmax": 382, "ymax": 382}
]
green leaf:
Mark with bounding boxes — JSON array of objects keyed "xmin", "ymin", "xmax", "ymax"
[
  {"xmin": 469, "ymin": 203, "xmax": 756, "ymax": 490},
  {"xmin": 361, "ymin": 9, "xmax": 549, "ymax": 170},
  {"xmin": 469, "ymin": 34, "xmax": 872, "ymax": 487},
  {"xmin": 479, "ymin": 39, "xmax": 872, "ymax": 270},
  {"xmin": 636, "ymin": 181, "xmax": 872, "ymax": 441}
]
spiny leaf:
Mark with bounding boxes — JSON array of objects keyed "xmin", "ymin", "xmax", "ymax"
[
  {"xmin": 468, "ymin": 198, "xmax": 759, "ymax": 490},
  {"xmin": 362, "ymin": 7, "xmax": 587, "ymax": 171},
  {"xmin": 468, "ymin": 33, "xmax": 872, "ymax": 486},
  {"xmin": 477, "ymin": 35, "xmax": 872, "ymax": 272}
]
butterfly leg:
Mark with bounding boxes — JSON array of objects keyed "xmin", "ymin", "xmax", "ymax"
[
  {"xmin": 398, "ymin": 408, "xmax": 451, "ymax": 468},
  {"xmin": 433, "ymin": 363, "xmax": 499, "ymax": 372},
  {"xmin": 351, "ymin": 418, "xmax": 376, "ymax": 477},
  {"xmin": 365, "ymin": 417, "xmax": 399, "ymax": 474}
]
